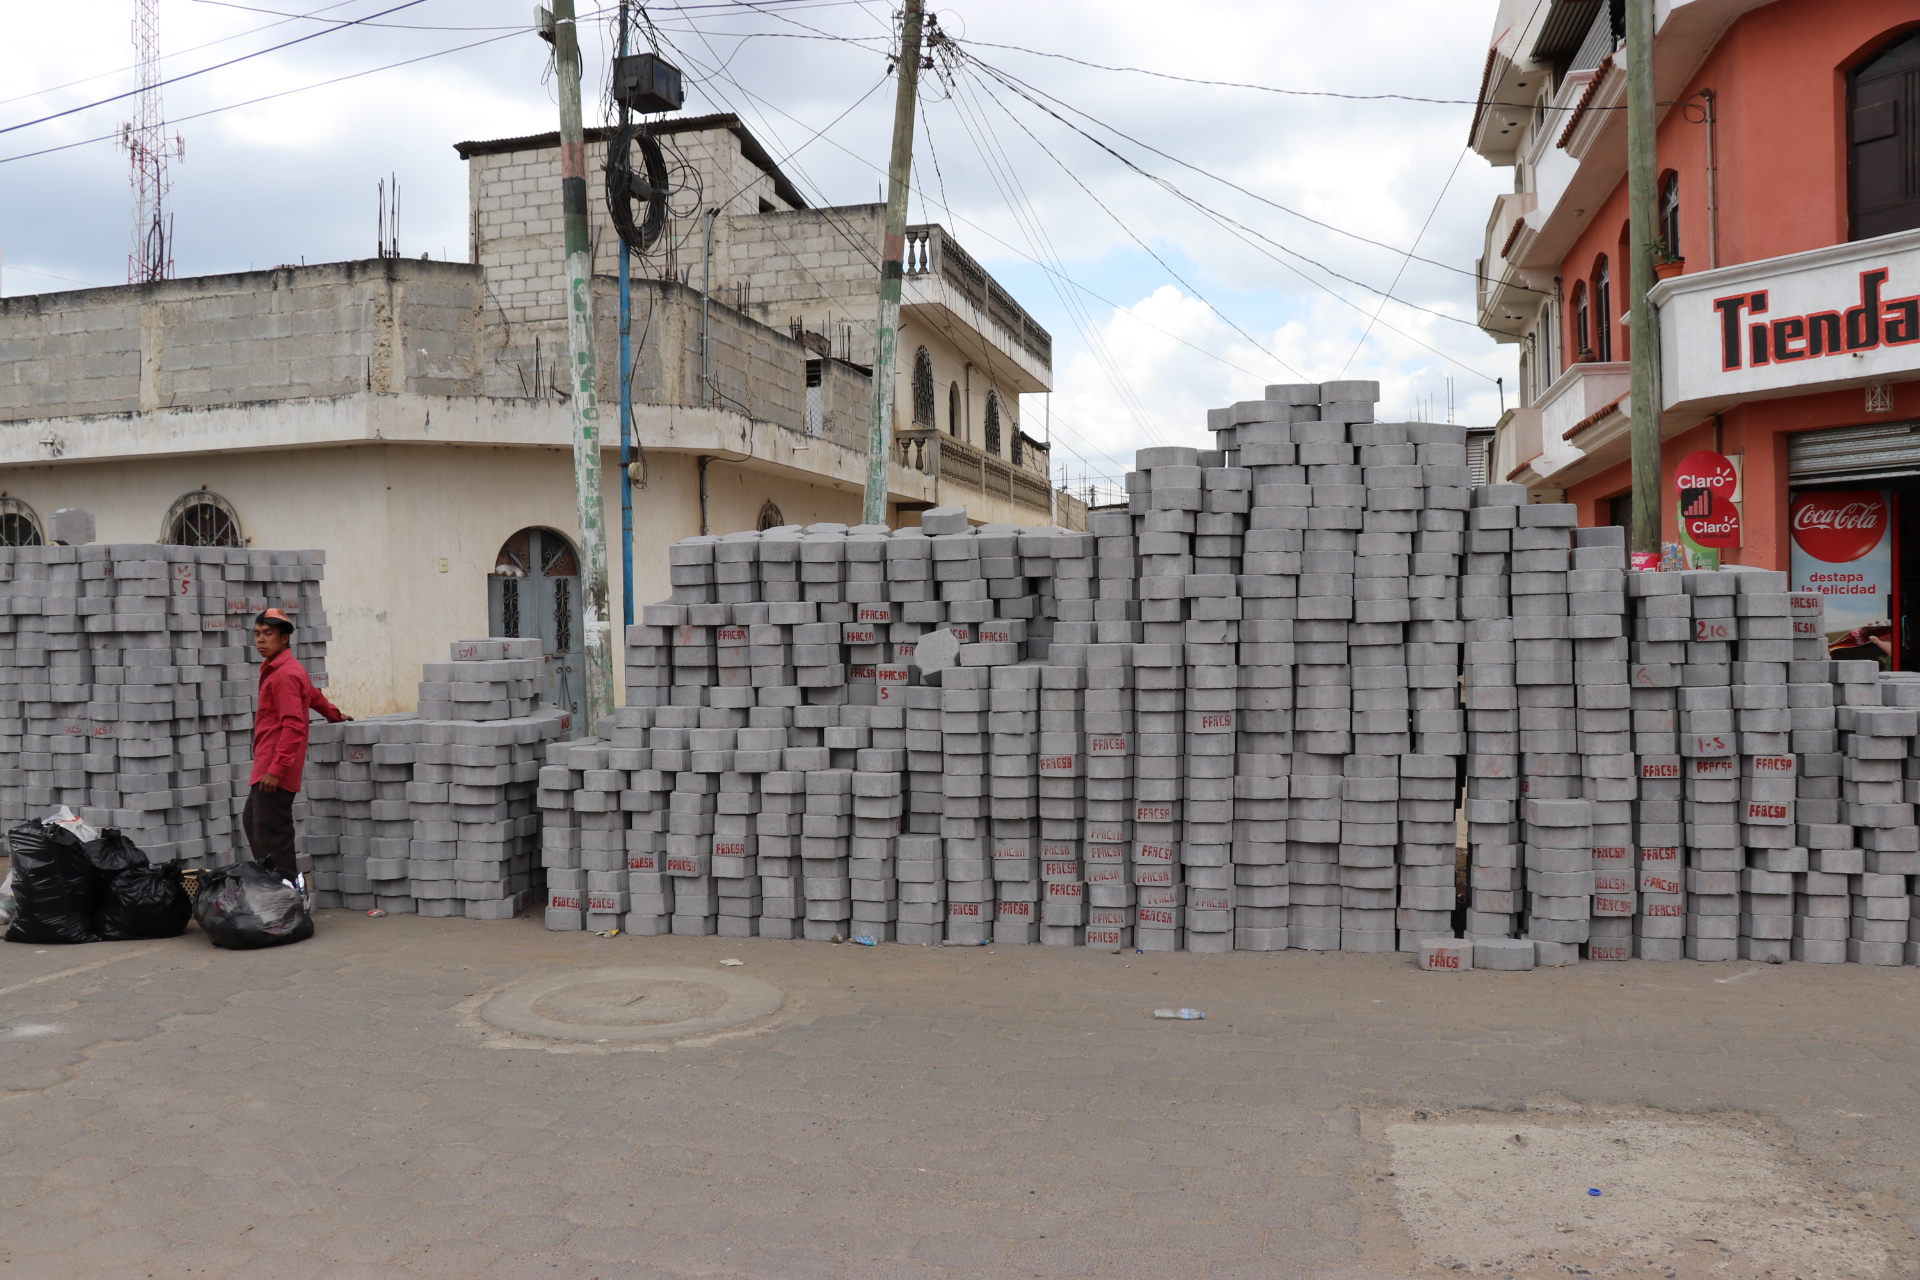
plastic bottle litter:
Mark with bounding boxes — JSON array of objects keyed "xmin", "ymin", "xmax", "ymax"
[
  {"xmin": 851, "ymin": 935, "xmax": 877, "ymax": 946},
  {"xmin": 366, "ymin": 908, "xmax": 387, "ymax": 918},
  {"xmin": 1154, "ymin": 1008, "xmax": 1205, "ymax": 1020},
  {"xmin": 1588, "ymin": 1188, "xmax": 1602, "ymax": 1197}
]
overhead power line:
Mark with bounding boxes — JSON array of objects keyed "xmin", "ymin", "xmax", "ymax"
[
  {"xmin": 966, "ymin": 52, "xmax": 1552, "ymax": 300},
  {"xmin": 1342, "ymin": 148, "xmax": 1468, "ymax": 378},
  {"xmin": 0, "ymin": 0, "xmax": 366, "ymax": 109},
  {"xmin": 962, "ymin": 55, "xmax": 1498, "ymax": 383},
  {"xmin": 0, "ymin": 0, "xmax": 434, "ymax": 138},
  {"xmin": 952, "ymin": 38, "xmax": 1623, "ymax": 112},
  {"xmin": 0, "ymin": 28, "xmax": 524, "ymax": 166}
]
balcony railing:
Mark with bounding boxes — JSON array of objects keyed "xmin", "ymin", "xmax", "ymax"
[
  {"xmin": 895, "ymin": 428, "xmax": 1053, "ymax": 513},
  {"xmin": 903, "ymin": 225, "xmax": 1052, "ymax": 370}
]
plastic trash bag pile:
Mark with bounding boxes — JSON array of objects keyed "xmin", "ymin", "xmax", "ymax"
[{"xmin": 1, "ymin": 806, "xmax": 310, "ymax": 949}]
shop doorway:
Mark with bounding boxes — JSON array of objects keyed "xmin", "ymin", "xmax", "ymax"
[
  {"xmin": 487, "ymin": 527, "xmax": 585, "ymax": 729},
  {"xmin": 1786, "ymin": 423, "xmax": 1920, "ymax": 669}
]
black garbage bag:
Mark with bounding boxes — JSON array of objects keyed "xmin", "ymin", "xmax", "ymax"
[
  {"xmin": 193, "ymin": 860, "xmax": 314, "ymax": 950},
  {"xmin": 88, "ymin": 829, "xmax": 147, "ymax": 877},
  {"xmin": 3, "ymin": 820, "xmax": 102, "ymax": 945},
  {"xmin": 96, "ymin": 837, "xmax": 192, "ymax": 942}
]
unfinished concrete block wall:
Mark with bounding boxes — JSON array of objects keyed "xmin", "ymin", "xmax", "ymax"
[
  {"xmin": 733, "ymin": 205, "xmax": 885, "ymax": 365},
  {"xmin": 0, "ymin": 260, "xmax": 485, "ymax": 421},
  {"xmin": 466, "ymin": 122, "xmax": 801, "ymax": 342}
]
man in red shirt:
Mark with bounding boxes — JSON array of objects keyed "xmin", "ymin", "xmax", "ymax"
[{"xmin": 247, "ymin": 608, "xmax": 349, "ymax": 880}]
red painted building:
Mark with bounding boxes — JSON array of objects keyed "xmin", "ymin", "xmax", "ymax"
[{"xmin": 1472, "ymin": 0, "xmax": 1920, "ymax": 662}]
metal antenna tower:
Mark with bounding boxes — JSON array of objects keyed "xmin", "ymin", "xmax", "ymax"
[{"xmin": 120, "ymin": 0, "xmax": 184, "ymax": 283}]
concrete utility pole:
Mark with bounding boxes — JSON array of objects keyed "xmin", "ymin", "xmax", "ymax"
[
  {"xmin": 860, "ymin": 0, "xmax": 926, "ymax": 527},
  {"xmin": 1626, "ymin": 0, "xmax": 1664, "ymax": 563},
  {"xmin": 553, "ymin": 0, "xmax": 615, "ymax": 729}
]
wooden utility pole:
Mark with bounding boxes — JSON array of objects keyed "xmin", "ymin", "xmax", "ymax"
[
  {"xmin": 553, "ymin": 0, "xmax": 615, "ymax": 728},
  {"xmin": 1626, "ymin": 0, "xmax": 1664, "ymax": 563},
  {"xmin": 861, "ymin": 0, "xmax": 925, "ymax": 527},
  {"xmin": 617, "ymin": 0, "xmax": 635, "ymax": 627}
]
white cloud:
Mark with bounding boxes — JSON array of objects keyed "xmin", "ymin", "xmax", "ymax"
[{"xmin": 1, "ymin": 0, "xmax": 1519, "ymax": 454}]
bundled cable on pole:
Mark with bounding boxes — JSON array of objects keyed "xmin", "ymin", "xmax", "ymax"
[{"xmin": 605, "ymin": 121, "xmax": 670, "ymax": 254}]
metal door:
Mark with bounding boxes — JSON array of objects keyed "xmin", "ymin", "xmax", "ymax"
[{"xmin": 488, "ymin": 527, "xmax": 585, "ymax": 733}]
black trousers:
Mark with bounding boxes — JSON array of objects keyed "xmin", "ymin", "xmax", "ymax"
[{"xmin": 242, "ymin": 784, "xmax": 299, "ymax": 881}]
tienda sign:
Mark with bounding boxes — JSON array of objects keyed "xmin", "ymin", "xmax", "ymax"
[{"xmin": 1713, "ymin": 269, "xmax": 1919, "ymax": 370}]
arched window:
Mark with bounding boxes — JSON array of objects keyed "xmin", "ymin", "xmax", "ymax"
[
  {"xmin": 1011, "ymin": 431, "xmax": 1024, "ymax": 467},
  {"xmin": 0, "ymin": 498, "xmax": 43, "ymax": 547},
  {"xmin": 162, "ymin": 491, "xmax": 243, "ymax": 547},
  {"xmin": 1659, "ymin": 172, "xmax": 1681, "ymax": 260},
  {"xmin": 1592, "ymin": 256, "xmax": 1613, "ymax": 362},
  {"xmin": 1572, "ymin": 281, "xmax": 1592, "ymax": 361},
  {"xmin": 757, "ymin": 500, "xmax": 785, "ymax": 531},
  {"xmin": 910, "ymin": 346, "xmax": 936, "ymax": 427},
  {"xmin": 1851, "ymin": 28, "xmax": 1920, "ymax": 240},
  {"xmin": 948, "ymin": 382, "xmax": 961, "ymax": 438},
  {"xmin": 984, "ymin": 392, "xmax": 1002, "ymax": 457}
]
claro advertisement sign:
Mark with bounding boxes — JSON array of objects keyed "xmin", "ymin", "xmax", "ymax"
[{"xmin": 1788, "ymin": 489, "xmax": 1899, "ymax": 667}]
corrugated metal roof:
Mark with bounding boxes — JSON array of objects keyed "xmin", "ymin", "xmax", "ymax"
[{"xmin": 1532, "ymin": 0, "xmax": 1605, "ymax": 62}]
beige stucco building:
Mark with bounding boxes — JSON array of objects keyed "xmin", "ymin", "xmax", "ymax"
[{"xmin": 0, "ymin": 114, "xmax": 1076, "ymax": 720}]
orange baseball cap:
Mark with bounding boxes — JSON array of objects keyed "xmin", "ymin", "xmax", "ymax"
[{"xmin": 255, "ymin": 608, "xmax": 294, "ymax": 634}]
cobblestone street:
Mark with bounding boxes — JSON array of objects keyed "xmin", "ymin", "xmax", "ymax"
[{"xmin": 1, "ymin": 916, "xmax": 1919, "ymax": 1278}]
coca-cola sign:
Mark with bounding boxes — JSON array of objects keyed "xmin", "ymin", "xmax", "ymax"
[
  {"xmin": 1789, "ymin": 487, "xmax": 1897, "ymax": 663},
  {"xmin": 1791, "ymin": 491, "xmax": 1888, "ymax": 564}
]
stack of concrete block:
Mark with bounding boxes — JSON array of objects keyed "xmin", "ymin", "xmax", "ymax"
[
  {"xmin": 1626, "ymin": 567, "xmax": 1686, "ymax": 959},
  {"xmin": 1462, "ymin": 487, "xmax": 1525, "ymax": 940},
  {"xmin": 1781, "ymin": 594, "xmax": 1845, "ymax": 958},
  {"xmin": 1506, "ymin": 503, "xmax": 1587, "ymax": 964},
  {"xmin": 1038, "ymin": 664, "xmax": 1087, "ymax": 946},
  {"xmin": 1082, "ymin": 509, "xmax": 1138, "ymax": 946},
  {"xmin": 1672, "ymin": 570, "xmax": 1741, "ymax": 961},
  {"xmin": 0, "ymin": 543, "xmax": 328, "ymax": 868},
  {"xmin": 1571, "ymin": 526, "xmax": 1636, "ymax": 962},
  {"xmin": 417, "ymin": 641, "xmax": 543, "ymax": 720},
  {"xmin": 573, "ymin": 394, "xmax": 1920, "ymax": 968},
  {"xmin": 1867, "ymin": 671, "xmax": 1920, "ymax": 965},
  {"xmin": 942, "ymin": 664, "xmax": 994, "ymax": 944},
  {"xmin": 1829, "ymin": 664, "xmax": 1915, "ymax": 966},
  {"xmin": 1718, "ymin": 570, "xmax": 1800, "ymax": 962},
  {"xmin": 307, "ymin": 640, "xmax": 562, "ymax": 918}
]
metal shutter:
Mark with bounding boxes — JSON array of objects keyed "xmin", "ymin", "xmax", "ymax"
[{"xmin": 1788, "ymin": 421, "xmax": 1920, "ymax": 484}]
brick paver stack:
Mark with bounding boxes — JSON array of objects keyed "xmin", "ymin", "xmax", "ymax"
[
  {"xmin": 0, "ymin": 542, "xmax": 326, "ymax": 868},
  {"xmin": 1627, "ymin": 569, "xmax": 1685, "ymax": 959},
  {"xmin": 1830, "ymin": 660, "xmax": 1915, "ymax": 965},
  {"xmin": 1462, "ymin": 487, "xmax": 1525, "ymax": 942},
  {"xmin": 305, "ymin": 639, "xmax": 564, "ymax": 917},
  {"xmin": 526, "ymin": 382, "xmax": 1920, "ymax": 967}
]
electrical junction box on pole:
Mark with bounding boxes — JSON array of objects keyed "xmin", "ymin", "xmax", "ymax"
[{"xmin": 613, "ymin": 54, "xmax": 684, "ymax": 113}]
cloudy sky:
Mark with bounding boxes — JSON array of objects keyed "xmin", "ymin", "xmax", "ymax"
[{"xmin": 0, "ymin": 0, "xmax": 1519, "ymax": 494}]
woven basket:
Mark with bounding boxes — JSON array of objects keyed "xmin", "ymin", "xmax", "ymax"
[{"xmin": 179, "ymin": 868, "xmax": 201, "ymax": 905}]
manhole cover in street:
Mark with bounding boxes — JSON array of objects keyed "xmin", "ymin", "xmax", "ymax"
[{"xmin": 479, "ymin": 966, "xmax": 785, "ymax": 1045}]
